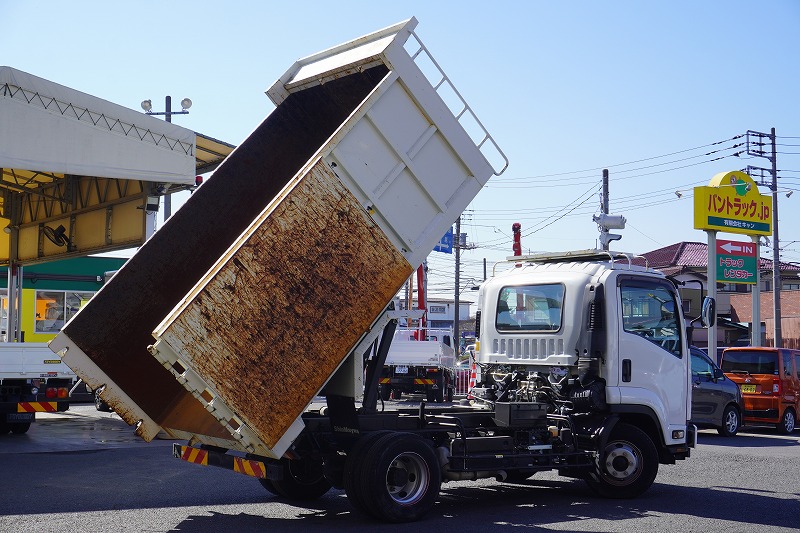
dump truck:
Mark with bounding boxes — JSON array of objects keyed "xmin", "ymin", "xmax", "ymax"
[
  {"xmin": 0, "ymin": 343, "xmax": 72, "ymax": 434},
  {"xmin": 49, "ymin": 19, "xmax": 703, "ymax": 523},
  {"xmin": 379, "ymin": 325, "xmax": 457, "ymax": 402}
]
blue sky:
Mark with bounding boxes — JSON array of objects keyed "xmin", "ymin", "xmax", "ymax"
[{"xmin": 2, "ymin": 1, "xmax": 799, "ymax": 298}]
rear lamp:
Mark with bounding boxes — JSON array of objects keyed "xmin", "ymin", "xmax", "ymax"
[{"xmin": 45, "ymin": 387, "xmax": 57, "ymax": 399}]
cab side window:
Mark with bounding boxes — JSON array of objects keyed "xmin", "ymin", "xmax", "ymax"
[{"xmin": 620, "ymin": 279, "xmax": 682, "ymax": 357}]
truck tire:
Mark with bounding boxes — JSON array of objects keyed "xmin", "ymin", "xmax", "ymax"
[
  {"xmin": 391, "ymin": 389, "xmax": 402, "ymax": 400},
  {"xmin": 343, "ymin": 431, "xmax": 394, "ymax": 515},
  {"xmin": 503, "ymin": 470, "xmax": 536, "ymax": 483},
  {"xmin": 433, "ymin": 385, "xmax": 444, "ymax": 403},
  {"xmin": 380, "ymin": 385, "xmax": 392, "ymax": 401},
  {"xmin": 257, "ymin": 477, "xmax": 280, "ymax": 497},
  {"xmin": 584, "ymin": 422, "xmax": 658, "ymax": 499},
  {"xmin": 353, "ymin": 432, "xmax": 440, "ymax": 522},
  {"xmin": 10, "ymin": 422, "xmax": 31, "ymax": 435},
  {"xmin": 95, "ymin": 391, "xmax": 112, "ymax": 412},
  {"xmin": 777, "ymin": 409, "xmax": 796, "ymax": 434},
  {"xmin": 267, "ymin": 457, "xmax": 331, "ymax": 500}
]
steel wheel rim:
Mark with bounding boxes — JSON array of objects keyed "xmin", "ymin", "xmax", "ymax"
[
  {"xmin": 601, "ymin": 441, "xmax": 641, "ymax": 485},
  {"xmin": 385, "ymin": 452, "xmax": 430, "ymax": 505}
]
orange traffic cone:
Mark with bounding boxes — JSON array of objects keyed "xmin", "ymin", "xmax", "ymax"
[{"xmin": 466, "ymin": 360, "xmax": 478, "ymax": 399}]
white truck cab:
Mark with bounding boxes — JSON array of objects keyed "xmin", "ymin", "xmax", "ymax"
[{"xmin": 474, "ymin": 250, "xmax": 703, "ymax": 458}]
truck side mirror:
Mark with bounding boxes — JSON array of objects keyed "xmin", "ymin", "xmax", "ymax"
[{"xmin": 701, "ymin": 297, "xmax": 716, "ymax": 328}]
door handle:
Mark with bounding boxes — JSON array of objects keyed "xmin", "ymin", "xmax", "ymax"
[{"xmin": 622, "ymin": 359, "xmax": 632, "ymax": 382}]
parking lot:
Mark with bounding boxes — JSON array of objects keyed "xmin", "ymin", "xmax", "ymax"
[{"xmin": 1, "ymin": 403, "xmax": 798, "ymax": 532}]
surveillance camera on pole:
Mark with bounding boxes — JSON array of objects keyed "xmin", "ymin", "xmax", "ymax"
[
  {"xmin": 593, "ymin": 213, "xmax": 626, "ymax": 251},
  {"xmin": 593, "ymin": 214, "xmax": 626, "ymax": 230}
]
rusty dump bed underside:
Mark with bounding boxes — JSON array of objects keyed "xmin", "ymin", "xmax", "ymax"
[
  {"xmin": 157, "ymin": 159, "xmax": 412, "ymax": 449},
  {"xmin": 59, "ymin": 66, "xmax": 389, "ymax": 438}
]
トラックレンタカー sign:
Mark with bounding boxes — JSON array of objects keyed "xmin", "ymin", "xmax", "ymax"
[{"xmin": 716, "ymin": 239, "xmax": 757, "ymax": 284}]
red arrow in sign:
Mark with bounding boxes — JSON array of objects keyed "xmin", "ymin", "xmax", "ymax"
[{"xmin": 717, "ymin": 239, "xmax": 756, "ymax": 257}]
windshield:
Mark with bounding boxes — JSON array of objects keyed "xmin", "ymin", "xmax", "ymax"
[
  {"xmin": 496, "ymin": 284, "xmax": 564, "ymax": 332},
  {"xmin": 721, "ymin": 350, "xmax": 779, "ymax": 375}
]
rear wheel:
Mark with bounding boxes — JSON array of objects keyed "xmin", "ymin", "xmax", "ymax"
[
  {"xmin": 380, "ymin": 385, "xmax": 392, "ymax": 401},
  {"xmin": 503, "ymin": 470, "xmax": 536, "ymax": 483},
  {"xmin": 717, "ymin": 405, "xmax": 740, "ymax": 437},
  {"xmin": 433, "ymin": 383, "xmax": 444, "ymax": 403},
  {"xmin": 257, "ymin": 477, "xmax": 280, "ymax": 497},
  {"xmin": 95, "ymin": 391, "xmax": 112, "ymax": 412},
  {"xmin": 352, "ymin": 432, "xmax": 440, "ymax": 522},
  {"xmin": 265, "ymin": 457, "xmax": 331, "ymax": 500},
  {"xmin": 344, "ymin": 431, "xmax": 394, "ymax": 514},
  {"xmin": 777, "ymin": 409, "xmax": 796, "ymax": 434},
  {"xmin": 10, "ymin": 422, "xmax": 31, "ymax": 435},
  {"xmin": 584, "ymin": 423, "xmax": 658, "ymax": 499}
]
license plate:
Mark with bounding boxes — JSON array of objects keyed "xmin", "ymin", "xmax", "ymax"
[
  {"xmin": 6, "ymin": 413, "xmax": 34, "ymax": 422},
  {"xmin": 395, "ymin": 366, "xmax": 408, "ymax": 374},
  {"xmin": 741, "ymin": 384, "xmax": 756, "ymax": 393}
]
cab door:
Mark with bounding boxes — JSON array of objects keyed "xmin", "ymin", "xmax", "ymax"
[{"xmin": 615, "ymin": 276, "xmax": 689, "ymax": 438}]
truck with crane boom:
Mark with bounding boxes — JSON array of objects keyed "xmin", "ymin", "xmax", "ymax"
[{"xmin": 48, "ymin": 18, "xmax": 704, "ymax": 523}]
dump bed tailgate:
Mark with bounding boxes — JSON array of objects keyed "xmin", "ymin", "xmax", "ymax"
[{"xmin": 50, "ymin": 18, "xmax": 504, "ymax": 458}]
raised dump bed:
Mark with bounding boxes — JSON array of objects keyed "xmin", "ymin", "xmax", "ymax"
[{"xmin": 50, "ymin": 17, "xmax": 505, "ymax": 458}]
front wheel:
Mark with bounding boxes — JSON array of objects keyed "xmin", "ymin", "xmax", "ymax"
[
  {"xmin": 352, "ymin": 432, "xmax": 440, "ymax": 522},
  {"xmin": 584, "ymin": 422, "xmax": 658, "ymax": 499},
  {"xmin": 717, "ymin": 405, "xmax": 740, "ymax": 437},
  {"xmin": 777, "ymin": 409, "xmax": 796, "ymax": 434}
]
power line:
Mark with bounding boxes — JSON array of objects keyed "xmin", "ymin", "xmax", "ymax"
[
  {"xmin": 494, "ymin": 141, "xmax": 744, "ymax": 186},
  {"xmin": 494, "ymin": 135, "xmax": 739, "ymax": 181}
]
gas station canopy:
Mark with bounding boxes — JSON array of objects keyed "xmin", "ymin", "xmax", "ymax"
[{"xmin": 0, "ymin": 66, "xmax": 235, "ymax": 264}]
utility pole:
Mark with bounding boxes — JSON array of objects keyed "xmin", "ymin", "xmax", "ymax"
[
  {"xmin": 593, "ymin": 169, "xmax": 625, "ymax": 250},
  {"xmin": 454, "ymin": 216, "xmax": 461, "ymax": 351},
  {"xmin": 746, "ymin": 128, "xmax": 782, "ymax": 347}
]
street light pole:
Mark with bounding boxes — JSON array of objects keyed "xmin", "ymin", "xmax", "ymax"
[
  {"xmin": 141, "ymin": 96, "xmax": 192, "ymax": 219},
  {"xmin": 163, "ymin": 96, "xmax": 174, "ymax": 218}
]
